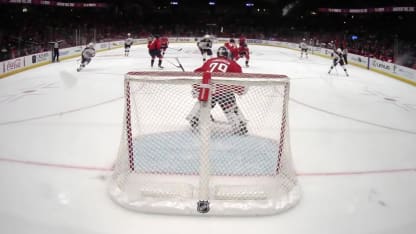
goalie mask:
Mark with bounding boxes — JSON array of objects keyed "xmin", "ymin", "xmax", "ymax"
[{"xmin": 217, "ymin": 46, "xmax": 229, "ymax": 58}]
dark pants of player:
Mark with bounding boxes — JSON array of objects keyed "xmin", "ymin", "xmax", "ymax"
[
  {"xmin": 52, "ymin": 48, "xmax": 59, "ymax": 62},
  {"xmin": 149, "ymin": 49, "xmax": 163, "ymax": 67},
  {"xmin": 329, "ymin": 58, "xmax": 349, "ymax": 76},
  {"xmin": 333, "ymin": 58, "xmax": 345, "ymax": 67},
  {"xmin": 200, "ymin": 49, "xmax": 213, "ymax": 56},
  {"xmin": 81, "ymin": 57, "xmax": 91, "ymax": 67},
  {"xmin": 124, "ymin": 44, "xmax": 131, "ymax": 55},
  {"xmin": 199, "ymin": 49, "xmax": 212, "ymax": 62}
]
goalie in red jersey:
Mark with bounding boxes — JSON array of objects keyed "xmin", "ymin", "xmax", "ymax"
[{"xmin": 187, "ymin": 46, "xmax": 248, "ymax": 135}]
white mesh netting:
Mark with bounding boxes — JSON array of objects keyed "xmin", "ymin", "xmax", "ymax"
[{"xmin": 109, "ymin": 71, "xmax": 300, "ymax": 216}]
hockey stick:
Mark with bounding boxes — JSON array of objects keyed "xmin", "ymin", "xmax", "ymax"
[
  {"xmin": 165, "ymin": 57, "xmax": 185, "ymax": 71},
  {"xmin": 175, "ymin": 57, "xmax": 185, "ymax": 72},
  {"xmin": 169, "ymin": 47, "xmax": 183, "ymax": 52}
]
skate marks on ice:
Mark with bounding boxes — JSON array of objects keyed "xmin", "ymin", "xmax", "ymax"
[{"xmin": 0, "ymin": 81, "xmax": 60, "ymax": 104}]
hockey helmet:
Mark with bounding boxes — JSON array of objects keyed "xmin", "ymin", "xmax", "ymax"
[
  {"xmin": 336, "ymin": 48, "xmax": 342, "ymax": 53},
  {"xmin": 203, "ymin": 34, "xmax": 210, "ymax": 39},
  {"xmin": 217, "ymin": 46, "xmax": 229, "ymax": 58},
  {"xmin": 127, "ymin": 33, "xmax": 131, "ymax": 36},
  {"xmin": 87, "ymin": 42, "xmax": 94, "ymax": 48},
  {"xmin": 230, "ymin": 38, "xmax": 235, "ymax": 43}
]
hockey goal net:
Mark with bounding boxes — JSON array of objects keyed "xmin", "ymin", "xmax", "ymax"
[{"xmin": 109, "ymin": 71, "xmax": 300, "ymax": 216}]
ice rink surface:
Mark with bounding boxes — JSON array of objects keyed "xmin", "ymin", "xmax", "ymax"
[{"xmin": 0, "ymin": 43, "xmax": 415, "ymax": 234}]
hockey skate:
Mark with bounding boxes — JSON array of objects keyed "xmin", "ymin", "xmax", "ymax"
[{"xmin": 77, "ymin": 63, "xmax": 86, "ymax": 72}]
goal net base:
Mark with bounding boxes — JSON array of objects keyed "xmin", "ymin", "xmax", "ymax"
[{"xmin": 109, "ymin": 174, "xmax": 301, "ymax": 216}]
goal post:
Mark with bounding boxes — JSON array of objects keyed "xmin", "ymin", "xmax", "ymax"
[{"xmin": 109, "ymin": 71, "xmax": 301, "ymax": 216}]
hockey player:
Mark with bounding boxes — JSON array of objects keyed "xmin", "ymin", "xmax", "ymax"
[
  {"xmin": 187, "ymin": 46, "xmax": 248, "ymax": 135},
  {"xmin": 76, "ymin": 43, "xmax": 95, "ymax": 72},
  {"xmin": 197, "ymin": 34, "xmax": 213, "ymax": 62},
  {"xmin": 124, "ymin": 33, "xmax": 133, "ymax": 56},
  {"xmin": 328, "ymin": 48, "xmax": 349, "ymax": 77},
  {"xmin": 328, "ymin": 40, "xmax": 336, "ymax": 57},
  {"xmin": 238, "ymin": 36, "xmax": 247, "ymax": 47},
  {"xmin": 224, "ymin": 38, "xmax": 239, "ymax": 60},
  {"xmin": 299, "ymin": 38, "xmax": 308, "ymax": 59},
  {"xmin": 238, "ymin": 37, "xmax": 250, "ymax": 67},
  {"xmin": 147, "ymin": 35, "xmax": 163, "ymax": 68},
  {"xmin": 160, "ymin": 36, "xmax": 169, "ymax": 56}
]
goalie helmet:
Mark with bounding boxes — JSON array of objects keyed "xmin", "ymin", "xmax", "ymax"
[{"xmin": 217, "ymin": 46, "xmax": 229, "ymax": 58}]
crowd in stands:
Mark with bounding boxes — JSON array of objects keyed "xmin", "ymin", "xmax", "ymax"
[{"xmin": 1, "ymin": 3, "xmax": 415, "ymax": 69}]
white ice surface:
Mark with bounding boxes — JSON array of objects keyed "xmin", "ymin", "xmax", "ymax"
[{"xmin": 0, "ymin": 43, "xmax": 415, "ymax": 234}]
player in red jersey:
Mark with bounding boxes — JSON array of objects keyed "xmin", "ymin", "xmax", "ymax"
[
  {"xmin": 160, "ymin": 36, "xmax": 169, "ymax": 56},
  {"xmin": 187, "ymin": 46, "xmax": 248, "ymax": 135},
  {"xmin": 238, "ymin": 36, "xmax": 250, "ymax": 67},
  {"xmin": 238, "ymin": 36, "xmax": 247, "ymax": 47},
  {"xmin": 147, "ymin": 35, "xmax": 163, "ymax": 68},
  {"xmin": 224, "ymin": 38, "xmax": 239, "ymax": 61}
]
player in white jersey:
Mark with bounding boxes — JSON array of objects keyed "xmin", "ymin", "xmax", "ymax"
[
  {"xmin": 124, "ymin": 33, "xmax": 133, "ymax": 56},
  {"xmin": 328, "ymin": 48, "xmax": 349, "ymax": 77},
  {"xmin": 77, "ymin": 43, "xmax": 96, "ymax": 72},
  {"xmin": 299, "ymin": 38, "xmax": 308, "ymax": 59},
  {"xmin": 197, "ymin": 34, "xmax": 213, "ymax": 62}
]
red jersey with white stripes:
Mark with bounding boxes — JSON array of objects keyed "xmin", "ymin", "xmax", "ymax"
[{"xmin": 194, "ymin": 57, "xmax": 245, "ymax": 95}]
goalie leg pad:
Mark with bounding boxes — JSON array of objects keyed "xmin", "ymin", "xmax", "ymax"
[
  {"xmin": 186, "ymin": 102, "xmax": 201, "ymax": 120},
  {"xmin": 217, "ymin": 93, "xmax": 247, "ymax": 134}
]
